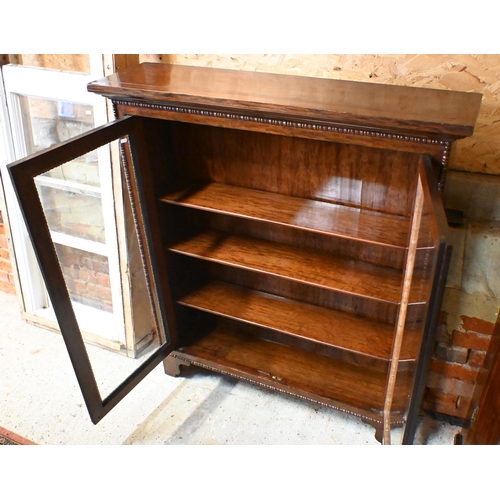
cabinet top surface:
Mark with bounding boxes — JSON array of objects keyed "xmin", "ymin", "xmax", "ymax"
[{"xmin": 88, "ymin": 63, "xmax": 482, "ymax": 138}]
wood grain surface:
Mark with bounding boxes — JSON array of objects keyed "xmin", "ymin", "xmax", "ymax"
[
  {"xmin": 88, "ymin": 63, "xmax": 481, "ymax": 139},
  {"xmin": 178, "ymin": 280, "xmax": 421, "ymax": 362},
  {"xmin": 170, "ymin": 230, "xmax": 429, "ymax": 305},
  {"xmin": 176, "ymin": 324, "xmax": 413, "ymax": 415},
  {"xmin": 161, "ymin": 183, "xmax": 418, "ymax": 248}
]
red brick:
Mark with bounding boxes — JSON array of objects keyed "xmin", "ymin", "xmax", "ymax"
[
  {"xmin": 0, "ymin": 258, "xmax": 13, "ymax": 273},
  {"xmin": 0, "ymin": 269, "xmax": 11, "ymax": 283},
  {"xmin": 422, "ymin": 388, "xmax": 470, "ymax": 419},
  {"xmin": 438, "ymin": 311, "xmax": 448, "ymax": 324},
  {"xmin": 468, "ymin": 350, "xmax": 487, "ymax": 368},
  {"xmin": 0, "ymin": 232, "xmax": 7, "ymax": 250},
  {"xmin": 78, "ymin": 268, "xmax": 98, "ymax": 284},
  {"xmin": 86, "ymin": 282, "xmax": 112, "ymax": 302},
  {"xmin": 71, "ymin": 279, "xmax": 89, "ymax": 294},
  {"xmin": 461, "ymin": 316, "xmax": 495, "ymax": 335},
  {"xmin": 425, "ymin": 371, "xmax": 475, "ymax": 398},
  {"xmin": 453, "ymin": 330, "xmax": 491, "ymax": 351},
  {"xmin": 435, "ymin": 342, "xmax": 469, "ymax": 364},
  {"xmin": 429, "ymin": 359, "xmax": 479, "ymax": 383},
  {"xmin": 0, "ymin": 280, "xmax": 15, "ymax": 294},
  {"xmin": 424, "ymin": 387, "xmax": 457, "ymax": 406},
  {"xmin": 89, "ymin": 259, "xmax": 109, "ymax": 274},
  {"xmin": 96, "ymin": 272, "xmax": 111, "ymax": 288},
  {"xmin": 0, "ymin": 248, "xmax": 11, "ymax": 261}
]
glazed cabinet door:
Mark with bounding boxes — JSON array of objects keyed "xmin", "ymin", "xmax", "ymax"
[
  {"xmin": 400, "ymin": 156, "xmax": 453, "ymax": 444},
  {"xmin": 7, "ymin": 116, "xmax": 176, "ymax": 423}
]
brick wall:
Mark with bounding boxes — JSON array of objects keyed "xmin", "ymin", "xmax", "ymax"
[
  {"xmin": 54, "ymin": 242, "xmax": 113, "ymax": 313},
  {"xmin": 1, "ymin": 207, "xmax": 113, "ymax": 310},
  {"xmin": 423, "ymin": 312, "xmax": 495, "ymax": 422},
  {"xmin": 0, "ymin": 209, "xmax": 16, "ymax": 294}
]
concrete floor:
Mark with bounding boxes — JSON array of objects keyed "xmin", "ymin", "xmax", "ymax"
[{"xmin": 0, "ymin": 290, "xmax": 461, "ymax": 445}]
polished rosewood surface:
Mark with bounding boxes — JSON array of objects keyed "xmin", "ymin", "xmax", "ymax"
[{"xmin": 88, "ymin": 63, "xmax": 482, "ymax": 139}]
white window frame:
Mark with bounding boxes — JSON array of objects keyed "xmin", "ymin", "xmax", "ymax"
[{"xmin": 0, "ymin": 58, "xmax": 126, "ymax": 346}]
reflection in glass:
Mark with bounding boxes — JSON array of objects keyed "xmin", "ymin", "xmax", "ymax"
[
  {"xmin": 36, "ymin": 182, "xmax": 106, "ymax": 244},
  {"xmin": 28, "ymin": 135, "xmax": 164, "ymax": 400},
  {"xmin": 11, "ymin": 90, "xmax": 169, "ymax": 405},
  {"xmin": 18, "ymin": 95, "xmax": 100, "ymax": 186},
  {"xmin": 53, "ymin": 243, "xmax": 112, "ymax": 313},
  {"xmin": 18, "ymin": 94, "xmax": 111, "ymax": 309}
]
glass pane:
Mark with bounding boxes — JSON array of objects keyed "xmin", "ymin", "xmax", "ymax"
[
  {"xmin": 17, "ymin": 95, "xmax": 100, "ymax": 186},
  {"xmin": 31, "ymin": 137, "xmax": 166, "ymax": 400},
  {"xmin": 42, "ymin": 156, "xmax": 100, "ymax": 187},
  {"xmin": 30, "ymin": 142, "xmax": 115, "ymax": 319},
  {"xmin": 53, "ymin": 243, "xmax": 113, "ymax": 313},
  {"xmin": 35, "ymin": 182, "xmax": 106, "ymax": 244}
]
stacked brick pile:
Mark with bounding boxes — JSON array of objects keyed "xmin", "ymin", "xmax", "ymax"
[{"xmin": 423, "ymin": 311, "xmax": 495, "ymax": 423}]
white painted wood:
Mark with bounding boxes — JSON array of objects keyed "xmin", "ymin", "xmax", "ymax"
[
  {"xmin": 2, "ymin": 64, "xmax": 102, "ymax": 109},
  {"xmin": 0, "ymin": 62, "xmax": 126, "ymax": 345},
  {"xmin": 34, "ymin": 175, "xmax": 102, "ymax": 197},
  {"xmin": 49, "ymin": 231, "xmax": 108, "ymax": 256},
  {"xmin": 0, "ymin": 68, "xmax": 47, "ymax": 312}
]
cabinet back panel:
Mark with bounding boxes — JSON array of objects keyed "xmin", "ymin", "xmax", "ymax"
[
  {"xmin": 161, "ymin": 201, "xmax": 431, "ymax": 271},
  {"xmin": 201, "ymin": 210, "xmax": 408, "ymax": 269},
  {"xmin": 168, "ymin": 254, "xmax": 426, "ymax": 325},
  {"xmin": 167, "ymin": 122, "xmax": 420, "ymax": 217}
]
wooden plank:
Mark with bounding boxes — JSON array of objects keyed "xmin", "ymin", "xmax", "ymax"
[
  {"xmin": 113, "ymin": 55, "xmax": 141, "ymax": 73},
  {"xmin": 383, "ymin": 176, "xmax": 425, "ymax": 444},
  {"xmin": 170, "ymin": 230, "xmax": 427, "ymax": 305},
  {"xmin": 176, "ymin": 324, "xmax": 413, "ymax": 415},
  {"xmin": 161, "ymin": 183, "xmax": 416, "ymax": 248},
  {"xmin": 178, "ymin": 281, "xmax": 421, "ymax": 362}
]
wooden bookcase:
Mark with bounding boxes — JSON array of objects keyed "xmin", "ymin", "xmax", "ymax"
[{"xmin": 9, "ymin": 63, "xmax": 482, "ymax": 443}]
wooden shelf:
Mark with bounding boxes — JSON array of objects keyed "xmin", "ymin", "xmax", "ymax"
[
  {"xmin": 170, "ymin": 230, "xmax": 428, "ymax": 305},
  {"xmin": 160, "ymin": 182, "xmax": 425, "ymax": 248},
  {"xmin": 176, "ymin": 324, "xmax": 413, "ymax": 420},
  {"xmin": 178, "ymin": 280, "xmax": 421, "ymax": 362}
]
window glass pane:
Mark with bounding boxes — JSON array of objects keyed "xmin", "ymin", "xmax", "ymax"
[
  {"xmin": 17, "ymin": 95, "xmax": 100, "ymax": 186},
  {"xmin": 53, "ymin": 243, "xmax": 113, "ymax": 313},
  {"xmin": 28, "ymin": 137, "xmax": 166, "ymax": 400},
  {"xmin": 42, "ymin": 156, "xmax": 100, "ymax": 187},
  {"xmin": 35, "ymin": 182, "xmax": 106, "ymax": 244},
  {"xmin": 30, "ymin": 142, "xmax": 113, "ymax": 317}
]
